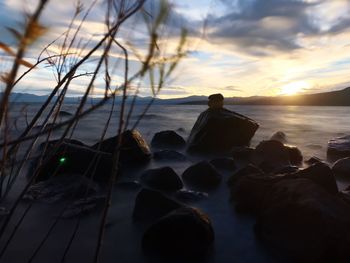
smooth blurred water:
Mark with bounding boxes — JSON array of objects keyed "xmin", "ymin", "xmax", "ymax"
[{"xmin": 7, "ymin": 103, "xmax": 350, "ymax": 160}]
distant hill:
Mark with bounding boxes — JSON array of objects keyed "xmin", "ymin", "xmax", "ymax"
[
  {"xmin": 3, "ymin": 87, "xmax": 350, "ymax": 106},
  {"xmin": 181, "ymin": 87, "xmax": 350, "ymax": 106}
]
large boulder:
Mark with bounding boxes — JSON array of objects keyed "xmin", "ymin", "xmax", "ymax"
[
  {"xmin": 34, "ymin": 142, "xmax": 113, "ymax": 182},
  {"xmin": 209, "ymin": 157, "xmax": 236, "ymax": 171},
  {"xmin": 182, "ymin": 161, "xmax": 222, "ymax": 190},
  {"xmin": 251, "ymin": 140, "xmax": 303, "ymax": 172},
  {"xmin": 187, "ymin": 108, "xmax": 259, "ymax": 154},
  {"xmin": 294, "ymin": 162, "xmax": 338, "ymax": 195},
  {"xmin": 133, "ymin": 188, "xmax": 183, "ymax": 221},
  {"xmin": 327, "ymin": 135, "xmax": 350, "ymax": 162},
  {"xmin": 227, "ymin": 164, "xmax": 264, "ymax": 188},
  {"xmin": 256, "ymin": 179, "xmax": 350, "ymax": 262},
  {"xmin": 151, "ymin": 130, "xmax": 186, "ymax": 150},
  {"xmin": 142, "ymin": 207, "xmax": 214, "ymax": 259},
  {"xmin": 140, "ymin": 167, "xmax": 183, "ymax": 192},
  {"xmin": 250, "ymin": 140, "xmax": 291, "ymax": 172},
  {"xmin": 332, "ymin": 157, "xmax": 350, "ymax": 178},
  {"xmin": 92, "ymin": 130, "xmax": 151, "ymax": 164}
]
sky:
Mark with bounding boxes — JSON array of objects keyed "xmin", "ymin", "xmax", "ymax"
[{"xmin": 1, "ymin": 0, "xmax": 350, "ymax": 98}]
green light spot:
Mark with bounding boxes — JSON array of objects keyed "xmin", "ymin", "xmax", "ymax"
[{"xmin": 59, "ymin": 157, "xmax": 67, "ymax": 164}]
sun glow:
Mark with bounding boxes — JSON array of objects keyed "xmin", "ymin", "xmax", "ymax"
[{"xmin": 280, "ymin": 81, "xmax": 310, "ymax": 96}]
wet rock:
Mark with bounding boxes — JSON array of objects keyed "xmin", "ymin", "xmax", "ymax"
[
  {"xmin": 231, "ymin": 146, "xmax": 254, "ymax": 160},
  {"xmin": 142, "ymin": 207, "xmax": 214, "ymax": 259},
  {"xmin": 174, "ymin": 189, "xmax": 208, "ymax": 202},
  {"xmin": 153, "ymin": 150, "xmax": 187, "ymax": 161},
  {"xmin": 151, "ymin": 130, "xmax": 186, "ymax": 150},
  {"xmin": 133, "ymin": 188, "xmax": 183, "ymax": 221},
  {"xmin": 305, "ymin": 156, "xmax": 323, "ymax": 165},
  {"xmin": 332, "ymin": 157, "xmax": 350, "ymax": 178},
  {"xmin": 227, "ymin": 164, "xmax": 264, "ymax": 188},
  {"xmin": 273, "ymin": 165, "xmax": 299, "ymax": 175},
  {"xmin": 327, "ymin": 135, "xmax": 350, "ymax": 162},
  {"xmin": 285, "ymin": 145, "xmax": 303, "ymax": 165},
  {"xmin": 34, "ymin": 142, "xmax": 114, "ymax": 182},
  {"xmin": 187, "ymin": 108, "xmax": 259, "ymax": 154},
  {"xmin": 182, "ymin": 161, "xmax": 222, "ymax": 190},
  {"xmin": 210, "ymin": 157, "xmax": 236, "ymax": 171},
  {"xmin": 270, "ymin": 131, "xmax": 287, "ymax": 144},
  {"xmin": 92, "ymin": 130, "xmax": 151, "ymax": 164},
  {"xmin": 251, "ymin": 140, "xmax": 291, "ymax": 172},
  {"xmin": 24, "ymin": 175, "xmax": 99, "ymax": 203},
  {"xmin": 140, "ymin": 167, "xmax": 183, "ymax": 192},
  {"xmin": 295, "ymin": 162, "xmax": 338, "ymax": 195},
  {"xmin": 230, "ymin": 174, "xmax": 290, "ymax": 213},
  {"xmin": 256, "ymin": 179, "xmax": 350, "ymax": 262}
]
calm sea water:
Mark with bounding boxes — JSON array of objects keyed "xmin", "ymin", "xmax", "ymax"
[{"xmin": 7, "ymin": 104, "xmax": 350, "ymax": 161}]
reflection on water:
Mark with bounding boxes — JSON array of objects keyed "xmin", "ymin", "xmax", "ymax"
[{"xmin": 7, "ymin": 104, "xmax": 350, "ymax": 160}]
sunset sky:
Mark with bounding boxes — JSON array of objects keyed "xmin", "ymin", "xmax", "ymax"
[{"xmin": 1, "ymin": 0, "xmax": 350, "ymax": 98}]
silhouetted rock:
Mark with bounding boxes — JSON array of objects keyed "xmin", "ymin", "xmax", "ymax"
[
  {"xmin": 34, "ymin": 142, "xmax": 113, "ymax": 182},
  {"xmin": 151, "ymin": 130, "xmax": 186, "ymax": 149},
  {"xmin": 140, "ymin": 167, "xmax": 183, "ymax": 192},
  {"xmin": 273, "ymin": 165, "xmax": 299, "ymax": 175},
  {"xmin": 305, "ymin": 156, "xmax": 323, "ymax": 165},
  {"xmin": 332, "ymin": 157, "xmax": 350, "ymax": 178},
  {"xmin": 153, "ymin": 150, "xmax": 187, "ymax": 161},
  {"xmin": 231, "ymin": 146, "xmax": 254, "ymax": 160},
  {"xmin": 133, "ymin": 188, "xmax": 183, "ymax": 221},
  {"xmin": 142, "ymin": 207, "xmax": 214, "ymax": 260},
  {"xmin": 227, "ymin": 164, "xmax": 264, "ymax": 188},
  {"xmin": 327, "ymin": 135, "xmax": 350, "ymax": 162},
  {"xmin": 92, "ymin": 130, "xmax": 151, "ymax": 164},
  {"xmin": 174, "ymin": 189, "xmax": 208, "ymax": 202},
  {"xmin": 251, "ymin": 140, "xmax": 291, "ymax": 172},
  {"xmin": 230, "ymin": 174, "xmax": 291, "ymax": 213},
  {"xmin": 210, "ymin": 157, "xmax": 236, "ymax": 171},
  {"xmin": 187, "ymin": 108, "xmax": 259, "ymax": 154},
  {"xmin": 256, "ymin": 179, "xmax": 350, "ymax": 262},
  {"xmin": 182, "ymin": 161, "xmax": 222, "ymax": 190},
  {"xmin": 270, "ymin": 131, "xmax": 287, "ymax": 144},
  {"xmin": 285, "ymin": 145, "xmax": 303, "ymax": 165},
  {"xmin": 295, "ymin": 162, "xmax": 338, "ymax": 195}
]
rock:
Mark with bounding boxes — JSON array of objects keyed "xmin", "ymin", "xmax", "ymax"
[
  {"xmin": 140, "ymin": 167, "xmax": 183, "ymax": 192},
  {"xmin": 256, "ymin": 179, "xmax": 350, "ymax": 262},
  {"xmin": 230, "ymin": 174, "xmax": 290, "ymax": 213},
  {"xmin": 295, "ymin": 162, "xmax": 338, "ymax": 195},
  {"xmin": 142, "ymin": 207, "xmax": 214, "ymax": 259},
  {"xmin": 34, "ymin": 142, "xmax": 114, "ymax": 182},
  {"xmin": 174, "ymin": 189, "xmax": 208, "ymax": 202},
  {"xmin": 332, "ymin": 157, "xmax": 350, "ymax": 178},
  {"xmin": 327, "ymin": 135, "xmax": 350, "ymax": 162},
  {"xmin": 151, "ymin": 130, "xmax": 186, "ymax": 149},
  {"xmin": 270, "ymin": 131, "xmax": 287, "ymax": 144},
  {"xmin": 177, "ymin": 127, "xmax": 185, "ymax": 133},
  {"xmin": 92, "ymin": 130, "xmax": 151, "ymax": 164},
  {"xmin": 227, "ymin": 164, "xmax": 264, "ymax": 188},
  {"xmin": 231, "ymin": 146, "xmax": 254, "ymax": 160},
  {"xmin": 153, "ymin": 150, "xmax": 187, "ymax": 161},
  {"xmin": 285, "ymin": 145, "xmax": 303, "ymax": 165},
  {"xmin": 209, "ymin": 157, "xmax": 236, "ymax": 171},
  {"xmin": 187, "ymin": 108, "xmax": 259, "ymax": 154},
  {"xmin": 250, "ymin": 140, "xmax": 291, "ymax": 172},
  {"xmin": 182, "ymin": 161, "xmax": 222, "ymax": 190},
  {"xmin": 133, "ymin": 188, "xmax": 183, "ymax": 221},
  {"xmin": 305, "ymin": 156, "xmax": 323, "ymax": 165},
  {"xmin": 273, "ymin": 165, "xmax": 299, "ymax": 175},
  {"xmin": 24, "ymin": 175, "xmax": 99, "ymax": 203}
]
